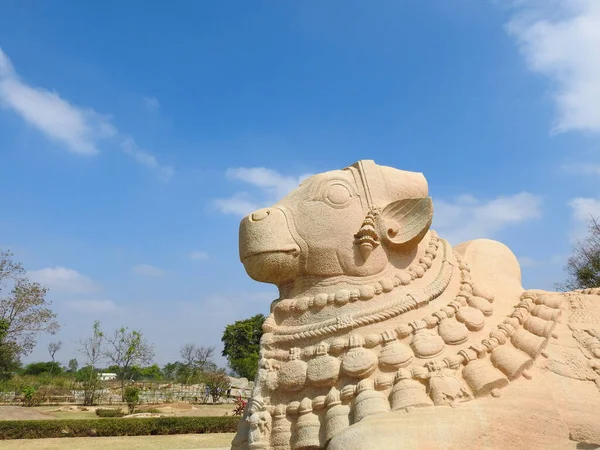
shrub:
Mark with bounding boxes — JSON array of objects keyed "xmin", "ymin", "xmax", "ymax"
[
  {"xmin": 0, "ymin": 416, "xmax": 239, "ymax": 439},
  {"xmin": 95, "ymin": 408, "xmax": 125, "ymax": 418},
  {"xmin": 124, "ymin": 386, "xmax": 140, "ymax": 414}
]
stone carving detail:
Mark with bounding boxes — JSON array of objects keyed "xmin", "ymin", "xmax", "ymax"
[{"xmin": 232, "ymin": 160, "xmax": 600, "ymax": 449}]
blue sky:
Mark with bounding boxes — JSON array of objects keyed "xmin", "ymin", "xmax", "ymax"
[{"xmin": 1, "ymin": 0, "xmax": 599, "ymax": 368}]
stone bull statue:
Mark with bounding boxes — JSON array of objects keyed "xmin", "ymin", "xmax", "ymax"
[{"xmin": 232, "ymin": 160, "xmax": 600, "ymax": 449}]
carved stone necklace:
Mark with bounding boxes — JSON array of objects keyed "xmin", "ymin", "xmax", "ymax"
[
  {"xmin": 271, "ymin": 231, "xmax": 441, "ymax": 317},
  {"xmin": 247, "ymin": 271, "xmax": 566, "ymax": 450}
]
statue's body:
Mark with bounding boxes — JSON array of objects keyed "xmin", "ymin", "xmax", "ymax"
[{"xmin": 232, "ymin": 160, "xmax": 600, "ymax": 449}]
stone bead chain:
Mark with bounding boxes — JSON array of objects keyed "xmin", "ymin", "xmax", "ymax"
[
  {"xmin": 272, "ymin": 231, "xmax": 441, "ymax": 315},
  {"xmin": 418, "ymin": 289, "xmax": 562, "ymax": 377},
  {"xmin": 263, "ymin": 238, "xmax": 455, "ymax": 341},
  {"xmin": 273, "ymin": 289, "xmax": 563, "ymax": 417},
  {"xmin": 262, "ymin": 251, "xmax": 491, "ymax": 362}
]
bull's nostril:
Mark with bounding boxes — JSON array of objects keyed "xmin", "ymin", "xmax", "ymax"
[{"xmin": 251, "ymin": 209, "xmax": 271, "ymax": 222}]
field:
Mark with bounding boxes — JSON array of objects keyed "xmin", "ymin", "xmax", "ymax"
[
  {"xmin": 0, "ymin": 403, "xmax": 234, "ymax": 421},
  {"xmin": 0, "ymin": 433, "xmax": 235, "ymax": 449}
]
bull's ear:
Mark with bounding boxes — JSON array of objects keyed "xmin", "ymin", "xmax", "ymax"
[{"xmin": 377, "ymin": 197, "xmax": 433, "ymax": 248}]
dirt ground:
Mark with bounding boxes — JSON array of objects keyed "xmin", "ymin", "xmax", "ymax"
[
  {"xmin": 0, "ymin": 406, "xmax": 56, "ymax": 421},
  {"xmin": 0, "ymin": 403, "xmax": 233, "ymax": 421},
  {"xmin": 0, "ymin": 433, "xmax": 235, "ymax": 449}
]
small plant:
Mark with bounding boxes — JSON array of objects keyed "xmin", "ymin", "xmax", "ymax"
[
  {"xmin": 95, "ymin": 408, "xmax": 125, "ymax": 418},
  {"xmin": 145, "ymin": 407, "xmax": 161, "ymax": 413},
  {"xmin": 21, "ymin": 385, "xmax": 39, "ymax": 407},
  {"xmin": 233, "ymin": 395, "xmax": 247, "ymax": 416},
  {"xmin": 124, "ymin": 386, "xmax": 140, "ymax": 414}
]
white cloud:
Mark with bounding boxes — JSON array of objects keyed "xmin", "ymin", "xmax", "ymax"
[
  {"xmin": 568, "ymin": 196, "xmax": 600, "ymax": 241},
  {"xmin": 214, "ymin": 192, "xmax": 263, "ymax": 216},
  {"xmin": 189, "ymin": 251, "xmax": 209, "ymax": 261},
  {"xmin": 433, "ymin": 192, "xmax": 543, "ymax": 245},
  {"xmin": 120, "ymin": 138, "xmax": 174, "ymax": 181},
  {"xmin": 65, "ymin": 299, "xmax": 122, "ymax": 314},
  {"xmin": 562, "ymin": 162, "xmax": 600, "ymax": 176},
  {"xmin": 0, "ymin": 48, "xmax": 173, "ymax": 179},
  {"xmin": 226, "ymin": 167, "xmax": 311, "ymax": 199},
  {"xmin": 132, "ymin": 264, "xmax": 165, "ymax": 277},
  {"xmin": 28, "ymin": 267, "xmax": 99, "ymax": 294},
  {"xmin": 215, "ymin": 167, "xmax": 312, "ymax": 216},
  {"xmin": 0, "ymin": 48, "xmax": 116, "ymax": 155},
  {"xmin": 506, "ymin": 0, "xmax": 600, "ymax": 133},
  {"xmin": 143, "ymin": 96, "xmax": 160, "ymax": 111}
]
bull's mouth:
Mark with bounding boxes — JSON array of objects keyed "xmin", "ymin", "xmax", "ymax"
[{"xmin": 240, "ymin": 246, "xmax": 301, "ymax": 262}]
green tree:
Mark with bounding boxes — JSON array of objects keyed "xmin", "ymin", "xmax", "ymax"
[
  {"xmin": 22, "ymin": 361, "xmax": 62, "ymax": 375},
  {"xmin": 67, "ymin": 358, "xmax": 78, "ymax": 373},
  {"xmin": 77, "ymin": 321, "xmax": 104, "ymax": 406},
  {"xmin": 204, "ymin": 368, "xmax": 230, "ymax": 404},
  {"xmin": 558, "ymin": 217, "xmax": 600, "ymax": 291},
  {"xmin": 103, "ymin": 327, "xmax": 155, "ymax": 399},
  {"xmin": 221, "ymin": 314, "xmax": 265, "ymax": 380},
  {"xmin": 0, "ymin": 319, "xmax": 21, "ymax": 378},
  {"xmin": 0, "ymin": 250, "xmax": 59, "ymax": 369},
  {"xmin": 124, "ymin": 385, "xmax": 140, "ymax": 414}
]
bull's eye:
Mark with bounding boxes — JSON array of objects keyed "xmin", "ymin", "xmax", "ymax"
[{"xmin": 325, "ymin": 183, "xmax": 351, "ymax": 207}]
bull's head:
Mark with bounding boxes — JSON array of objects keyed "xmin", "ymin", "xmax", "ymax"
[{"xmin": 239, "ymin": 160, "xmax": 433, "ymax": 287}]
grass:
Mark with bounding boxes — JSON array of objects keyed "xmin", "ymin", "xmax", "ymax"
[
  {"xmin": 26, "ymin": 403, "xmax": 233, "ymax": 420},
  {"xmin": 0, "ymin": 433, "xmax": 235, "ymax": 449}
]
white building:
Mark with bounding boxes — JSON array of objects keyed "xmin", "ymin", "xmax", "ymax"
[{"xmin": 98, "ymin": 372, "xmax": 117, "ymax": 381}]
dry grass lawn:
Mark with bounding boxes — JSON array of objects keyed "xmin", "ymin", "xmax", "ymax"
[
  {"xmin": 0, "ymin": 433, "xmax": 235, "ymax": 449},
  {"xmin": 0, "ymin": 403, "xmax": 233, "ymax": 421}
]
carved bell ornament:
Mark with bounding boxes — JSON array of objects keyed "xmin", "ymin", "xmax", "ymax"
[
  {"xmin": 411, "ymin": 328, "xmax": 445, "ymax": 358},
  {"xmin": 462, "ymin": 357, "xmax": 509, "ymax": 397},
  {"xmin": 390, "ymin": 371, "xmax": 433, "ymax": 411},
  {"xmin": 293, "ymin": 398, "xmax": 321, "ymax": 450},
  {"xmin": 438, "ymin": 319, "xmax": 469, "ymax": 345},
  {"xmin": 378, "ymin": 339, "xmax": 414, "ymax": 369},
  {"xmin": 456, "ymin": 306, "xmax": 485, "ymax": 331},
  {"xmin": 278, "ymin": 350, "xmax": 307, "ymax": 392},
  {"xmin": 324, "ymin": 388, "xmax": 350, "ymax": 445},
  {"xmin": 341, "ymin": 337, "xmax": 378, "ymax": 378},
  {"xmin": 353, "ymin": 379, "xmax": 390, "ymax": 422},
  {"xmin": 271, "ymin": 405, "xmax": 292, "ymax": 450},
  {"xmin": 306, "ymin": 344, "xmax": 340, "ymax": 387},
  {"xmin": 428, "ymin": 370, "xmax": 471, "ymax": 406},
  {"xmin": 490, "ymin": 346, "xmax": 533, "ymax": 380},
  {"xmin": 467, "ymin": 295, "xmax": 494, "ymax": 316},
  {"xmin": 511, "ymin": 329, "xmax": 549, "ymax": 359},
  {"xmin": 523, "ymin": 316, "xmax": 556, "ymax": 338}
]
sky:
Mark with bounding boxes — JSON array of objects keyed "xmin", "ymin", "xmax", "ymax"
[{"xmin": 1, "ymin": 0, "xmax": 599, "ymax": 369}]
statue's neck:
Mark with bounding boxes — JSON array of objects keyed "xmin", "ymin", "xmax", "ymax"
[
  {"xmin": 277, "ymin": 231, "xmax": 437, "ymax": 300},
  {"xmin": 272, "ymin": 231, "xmax": 451, "ymax": 319}
]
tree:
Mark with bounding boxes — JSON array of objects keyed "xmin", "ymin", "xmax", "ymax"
[
  {"xmin": 221, "ymin": 314, "xmax": 265, "ymax": 380},
  {"xmin": 47, "ymin": 340, "xmax": 62, "ymax": 375},
  {"xmin": 180, "ymin": 344, "xmax": 216, "ymax": 384},
  {"xmin": 47, "ymin": 340, "xmax": 62, "ymax": 362},
  {"xmin": 103, "ymin": 327, "xmax": 154, "ymax": 399},
  {"xmin": 77, "ymin": 321, "xmax": 104, "ymax": 406},
  {"xmin": 124, "ymin": 385, "xmax": 140, "ymax": 414},
  {"xmin": 204, "ymin": 368, "xmax": 230, "ymax": 404},
  {"xmin": 22, "ymin": 361, "xmax": 62, "ymax": 376},
  {"xmin": 0, "ymin": 319, "xmax": 21, "ymax": 378},
  {"xmin": 0, "ymin": 250, "xmax": 59, "ymax": 363},
  {"xmin": 67, "ymin": 358, "xmax": 78, "ymax": 373},
  {"xmin": 162, "ymin": 361, "xmax": 187, "ymax": 382},
  {"xmin": 558, "ymin": 216, "xmax": 600, "ymax": 291}
]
